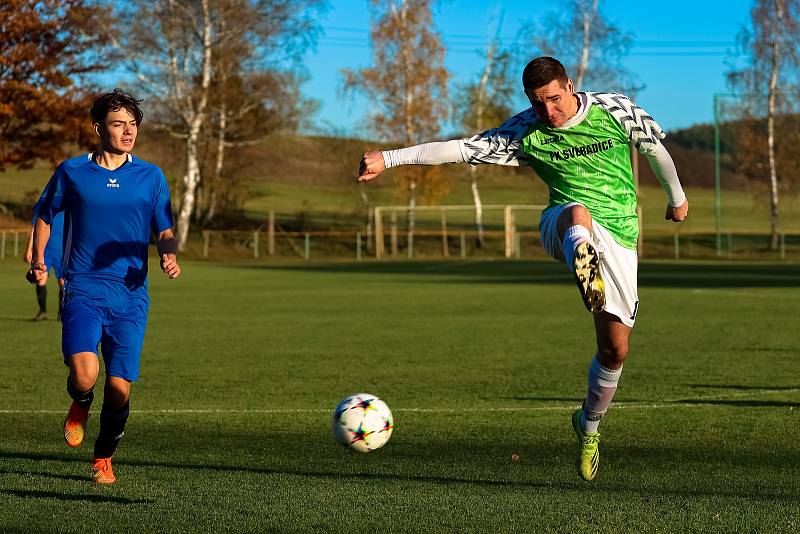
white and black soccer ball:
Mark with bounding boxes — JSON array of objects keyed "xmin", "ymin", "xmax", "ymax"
[{"xmin": 332, "ymin": 393, "xmax": 394, "ymax": 453}]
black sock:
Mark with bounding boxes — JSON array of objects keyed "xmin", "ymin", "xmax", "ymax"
[
  {"xmin": 67, "ymin": 377, "xmax": 94, "ymax": 409},
  {"xmin": 94, "ymin": 402, "xmax": 130, "ymax": 459},
  {"xmin": 35, "ymin": 285, "xmax": 47, "ymax": 313}
]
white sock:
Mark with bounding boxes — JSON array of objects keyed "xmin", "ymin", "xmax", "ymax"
[
  {"xmin": 562, "ymin": 225, "xmax": 592, "ymax": 269},
  {"xmin": 581, "ymin": 356, "xmax": 623, "ymax": 433}
]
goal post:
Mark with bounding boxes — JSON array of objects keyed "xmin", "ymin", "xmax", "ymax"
[{"xmin": 372, "ymin": 204, "xmax": 546, "ymax": 259}]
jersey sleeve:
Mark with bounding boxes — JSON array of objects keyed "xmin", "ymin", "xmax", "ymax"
[
  {"xmin": 588, "ymin": 92, "xmax": 666, "ymax": 155},
  {"xmin": 151, "ymin": 169, "xmax": 175, "ymax": 234},
  {"xmin": 34, "ymin": 165, "xmax": 67, "ymax": 225},
  {"xmin": 458, "ymin": 108, "xmax": 537, "ymax": 167}
]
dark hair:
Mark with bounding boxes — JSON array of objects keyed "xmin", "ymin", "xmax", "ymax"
[
  {"xmin": 90, "ymin": 89, "xmax": 143, "ymax": 125},
  {"xmin": 522, "ymin": 57, "xmax": 569, "ymax": 91}
]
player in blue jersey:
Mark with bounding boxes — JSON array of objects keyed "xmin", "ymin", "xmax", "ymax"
[
  {"xmin": 25, "ymin": 210, "xmax": 65, "ymax": 321},
  {"xmin": 28, "ymin": 89, "xmax": 181, "ymax": 484}
]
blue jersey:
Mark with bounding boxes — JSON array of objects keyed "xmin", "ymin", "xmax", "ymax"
[{"xmin": 35, "ymin": 153, "xmax": 174, "ymax": 303}]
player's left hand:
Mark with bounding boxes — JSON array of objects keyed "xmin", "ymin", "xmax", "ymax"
[
  {"xmin": 665, "ymin": 199, "xmax": 689, "ymax": 222},
  {"xmin": 160, "ymin": 253, "xmax": 181, "ymax": 279}
]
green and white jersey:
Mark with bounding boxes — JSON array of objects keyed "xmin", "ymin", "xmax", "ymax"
[{"xmin": 458, "ymin": 92, "xmax": 666, "ymax": 250}]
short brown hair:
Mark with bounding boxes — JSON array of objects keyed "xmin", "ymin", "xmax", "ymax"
[
  {"xmin": 90, "ymin": 89, "xmax": 143, "ymax": 125},
  {"xmin": 522, "ymin": 57, "xmax": 569, "ymax": 91}
]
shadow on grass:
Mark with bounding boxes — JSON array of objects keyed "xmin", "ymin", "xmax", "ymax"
[
  {"xmin": 688, "ymin": 384, "xmax": 800, "ymax": 391},
  {"xmin": 677, "ymin": 399, "xmax": 800, "ymax": 408},
  {"xmin": 3, "ymin": 450, "xmax": 797, "ymax": 503},
  {"xmin": 0, "ymin": 468, "xmax": 85, "ymax": 483},
  {"xmin": 0, "ymin": 489, "xmax": 151, "ymax": 505},
  {"xmin": 240, "ymin": 260, "xmax": 800, "ymax": 289}
]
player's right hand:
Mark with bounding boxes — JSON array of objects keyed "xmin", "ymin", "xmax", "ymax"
[
  {"xmin": 26, "ymin": 262, "xmax": 47, "ymax": 285},
  {"xmin": 665, "ymin": 199, "xmax": 689, "ymax": 222},
  {"xmin": 358, "ymin": 151, "xmax": 386, "ymax": 182}
]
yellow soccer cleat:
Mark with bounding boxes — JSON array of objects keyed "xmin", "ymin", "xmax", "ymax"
[
  {"xmin": 63, "ymin": 401, "xmax": 90, "ymax": 448},
  {"xmin": 572, "ymin": 409, "xmax": 600, "ymax": 481},
  {"xmin": 91, "ymin": 457, "xmax": 116, "ymax": 485},
  {"xmin": 573, "ymin": 242, "xmax": 605, "ymax": 313}
]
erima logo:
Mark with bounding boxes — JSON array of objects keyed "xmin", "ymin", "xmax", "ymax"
[
  {"xmin": 107, "ymin": 178, "xmax": 119, "ymax": 188},
  {"xmin": 630, "ymin": 301, "xmax": 639, "ymax": 320}
]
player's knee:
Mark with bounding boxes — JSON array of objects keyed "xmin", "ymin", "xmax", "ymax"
[
  {"xmin": 557, "ymin": 204, "xmax": 592, "ymax": 234},
  {"xmin": 69, "ymin": 372, "xmax": 96, "ymax": 393},
  {"xmin": 597, "ymin": 341, "xmax": 628, "ymax": 367}
]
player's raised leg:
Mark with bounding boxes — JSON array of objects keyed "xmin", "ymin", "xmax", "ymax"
[
  {"xmin": 556, "ymin": 205, "xmax": 605, "ymax": 313},
  {"xmin": 573, "ymin": 312, "xmax": 630, "ymax": 481}
]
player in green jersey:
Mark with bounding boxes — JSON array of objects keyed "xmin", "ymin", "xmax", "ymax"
[{"xmin": 357, "ymin": 57, "xmax": 688, "ymax": 481}]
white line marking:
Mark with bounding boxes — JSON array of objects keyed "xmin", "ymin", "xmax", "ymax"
[{"xmin": 0, "ymin": 398, "xmax": 795, "ymax": 417}]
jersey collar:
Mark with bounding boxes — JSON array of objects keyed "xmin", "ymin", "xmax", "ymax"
[
  {"xmin": 87, "ymin": 152, "xmax": 133, "ymax": 163},
  {"xmin": 554, "ymin": 92, "xmax": 591, "ymax": 130}
]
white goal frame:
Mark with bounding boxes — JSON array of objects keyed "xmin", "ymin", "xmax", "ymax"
[{"xmin": 372, "ymin": 204, "xmax": 546, "ymax": 259}]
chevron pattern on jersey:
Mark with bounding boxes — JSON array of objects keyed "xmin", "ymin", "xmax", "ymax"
[
  {"xmin": 588, "ymin": 92, "xmax": 665, "ymax": 153},
  {"xmin": 461, "ymin": 108, "xmax": 536, "ymax": 166}
]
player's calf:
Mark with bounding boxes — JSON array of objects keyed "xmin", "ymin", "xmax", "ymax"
[{"xmin": 93, "ymin": 402, "xmax": 129, "ymax": 460}]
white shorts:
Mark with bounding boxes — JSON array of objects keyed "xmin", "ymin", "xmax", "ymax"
[{"xmin": 539, "ymin": 203, "xmax": 639, "ymax": 327}]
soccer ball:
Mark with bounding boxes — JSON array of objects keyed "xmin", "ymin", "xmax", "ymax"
[{"xmin": 332, "ymin": 393, "xmax": 394, "ymax": 453}]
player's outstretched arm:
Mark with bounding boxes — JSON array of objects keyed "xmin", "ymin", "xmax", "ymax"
[
  {"xmin": 157, "ymin": 229, "xmax": 181, "ymax": 279},
  {"xmin": 357, "ymin": 140, "xmax": 473, "ymax": 184}
]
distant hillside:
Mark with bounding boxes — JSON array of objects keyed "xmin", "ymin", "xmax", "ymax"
[{"xmin": 137, "ymin": 121, "xmax": 732, "ymax": 193}]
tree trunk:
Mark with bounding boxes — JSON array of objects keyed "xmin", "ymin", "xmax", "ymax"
[
  {"xmin": 469, "ymin": 166, "xmax": 485, "ymax": 247},
  {"xmin": 470, "ymin": 42, "xmax": 495, "ymax": 249},
  {"xmin": 176, "ymin": 120, "xmax": 203, "ymax": 249},
  {"xmin": 205, "ymin": 105, "xmax": 227, "ymax": 225},
  {"xmin": 575, "ymin": 0, "xmax": 598, "ymax": 91},
  {"xmin": 766, "ymin": 0, "xmax": 782, "ymax": 251},
  {"xmin": 175, "ymin": 0, "xmax": 212, "ymax": 251},
  {"xmin": 395, "ymin": 0, "xmax": 417, "ymax": 235}
]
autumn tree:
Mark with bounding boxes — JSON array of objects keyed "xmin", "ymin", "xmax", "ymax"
[
  {"xmin": 0, "ymin": 0, "xmax": 114, "ymax": 173},
  {"xmin": 517, "ymin": 0, "xmax": 638, "ymax": 93},
  {"xmin": 342, "ymin": 0, "xmax": 449, "ymax": 236},
  {"xmin": 120, "ymin": 0, "xmax": 323, "ymax": 250},
  {"xmin": 727, "ymin": 0, "xmax": 800, "ymax": 249}
]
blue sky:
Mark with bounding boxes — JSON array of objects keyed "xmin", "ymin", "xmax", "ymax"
[{"xmin": 301, "ymin": 0, "xmax": 753, "ymax": 137}]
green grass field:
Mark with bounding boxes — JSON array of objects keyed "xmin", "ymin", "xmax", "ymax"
[{"xmin": 1, "ymin": 259, "xmax": 798, "ymax": 532}]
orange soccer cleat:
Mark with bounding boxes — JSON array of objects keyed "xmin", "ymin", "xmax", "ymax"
[
  {"xmin": 63, "ymin": 401, "xmax": 90, "ymax": 448},
  {"xmin": 91, "ymin": 457, "xmax": 116, "ymax": 484}
]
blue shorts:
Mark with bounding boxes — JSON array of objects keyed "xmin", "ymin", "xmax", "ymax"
[{"xmin": 61, "ymin": 295, "xmax": 149, "ymax": 381}]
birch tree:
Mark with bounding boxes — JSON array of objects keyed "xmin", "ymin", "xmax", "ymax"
[
  {"xmin": 728, "ymin": 0, "xmax": 800, "ymax": 250},
  {"xmin": 453, "ymin": 45, "xmax": 514, "ymax": 247},
  {"xmin": 121, "ymin": 0, "xmax": 323, "ymax": 249},
  {"xmin": 518, "ymin": 0, "xmax": 637, "ymax": 93},
  {"xmin": 342, "ymin": 0, "xmax": 449, "ymax": 235}
]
